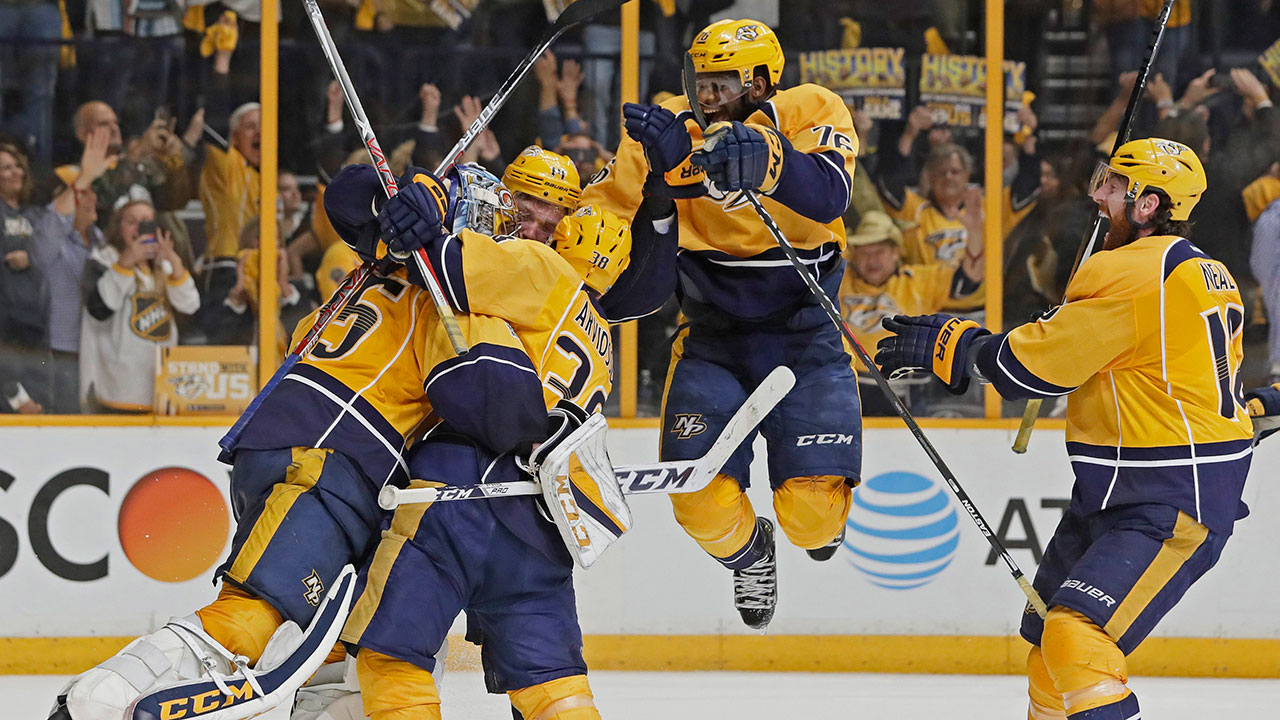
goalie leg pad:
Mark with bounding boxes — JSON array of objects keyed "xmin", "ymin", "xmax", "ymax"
[
  {"xmin": 772, "ymin": 475, "xmax": 852, "ymax": 550},
  {"xmin": 354, "ymin": 649, "xmax": 442, "ymax": 720},
  {"xmin": 669, "ymin": 472, "xmax": 759, "ymax": 565},
  {"xmin": 99, "ymin": 566, "xmax": 358, "ymax": 720},
  {"xmin": 508, "ymin": 675, "xmax": 600, "ymax": 720}
]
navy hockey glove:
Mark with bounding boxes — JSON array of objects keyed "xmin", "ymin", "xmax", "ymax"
[
  {"xmin": 1245, "ymin": 383, "xmax": 1280, "ymax": 442},
  {"xmin": 875, "ymin": 314, "xmax": 990, "ymax": 394},
  {"xmin": 691, "ymin": 121, "xmax": 786, "ymax": 194},
  {"xmin": 623, "ymin": 102, "xmax": 693, "ymax": 174},
  {"xmin": 378, "ymin": 171, "xmax": 449, "ymax": 261}
]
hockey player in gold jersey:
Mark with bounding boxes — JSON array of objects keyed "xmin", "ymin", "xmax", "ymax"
[
  {"xmin": 876, "ymin": 138, "xmax": 1251, "ymax": 720},
  {"xmin": 580, "ymin": 19, "xmax": 861, "ymax": 629}
]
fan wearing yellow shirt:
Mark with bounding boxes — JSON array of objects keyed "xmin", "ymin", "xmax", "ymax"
[
  {"xmin": 876, "ymin": 138, "xmax": 1251, "ymax": 720},
  {"xmin": 839, "ymin": 211, "xmax": 982, "ymax": 415}
]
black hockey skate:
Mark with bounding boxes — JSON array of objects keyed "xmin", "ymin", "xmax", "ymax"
[
  {"xmin": 47, "ymin": 694, "xmax": 71, "ymax": 720},
  {"xmin": 806, "ymin": 527, "xmax": 846, "ymax": 561},
  {"xmin": 733, "ymin": 517, "xmax": 777, "ymax": 630}
]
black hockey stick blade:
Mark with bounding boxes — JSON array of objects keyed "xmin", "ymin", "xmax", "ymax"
[
  {"xmin": 682, "ymin": 51, "xmax": 708, "ymax": 128},
  {"xmin": 553, "ymin": 0, "xmax": 626, "ymax": 31}
]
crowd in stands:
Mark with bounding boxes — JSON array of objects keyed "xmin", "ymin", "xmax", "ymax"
[{"xmin": 0, "ymin": 0, "xmax": 1278, "ymax": 417}]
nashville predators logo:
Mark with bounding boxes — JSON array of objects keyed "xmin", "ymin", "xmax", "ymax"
[
  {"xmin": 130, "ymin": 292, "xmax": 173, "ymax": 342},
  {"xmin": 735, "ymin": 24, "xmax": 760, "ymax": 41},
  {"xmin": 1154, "ymin": 140, "xmax": 1185, "ymax": 156},
  {"xmin": 843, "ymin": 293, "xmax": 901, "ymax": 333},
  {"xmin": 671, "ymin": 414, "xmax": 708, "ymax": 439},
  {"xmin": 302, "ymin": 570, "xmax": 324, "ymax": 607}
]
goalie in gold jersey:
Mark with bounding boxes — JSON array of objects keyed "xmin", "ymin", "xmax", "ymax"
[
  {"xmin": 877, "ymin": 138, "xmax": 1252, "ymax": 720},
  {"xmin": 581, "ymin": 18, "xmax": 861, "ymax": 631}
]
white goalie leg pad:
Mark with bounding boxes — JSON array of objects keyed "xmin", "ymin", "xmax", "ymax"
[
  {"xmin": 290, "ymin": 638, "xmax": 449, "ymax": 720},
  {"xmin": 63, "ymin": 566, "xmax": 358, "ymax": 720},
  {"xmin": 538, "ymin": 413, "xmax": 633, "ymax": 568}
]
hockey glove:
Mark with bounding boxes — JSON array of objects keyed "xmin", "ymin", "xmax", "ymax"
[
  {"xmin": 1245, "ymin": 383, "xmax": 1280, "ymax": 443},
  {"xmin": 623, "ymin": 102, "xmax": 693, "ymax": 174},
  {"xmin": 692, "ymin": 121, "xmax": 786, "ymax": 194},
  {"xmin": 378, "ymin": 171, "xmax": 449, "ymax": 261},
  {"xmin": 875, "ymin": 314, "xmax": 990, "ymax": 394}
]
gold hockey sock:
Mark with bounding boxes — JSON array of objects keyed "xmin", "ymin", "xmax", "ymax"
[
  {"xmin": 1041, "ymin": 607, "xmax": 1134, "ymax": 716},
  {"xmin": 1027, "ymin": 645, "xmax": 1067, "ymax": 719},
  {"xmin": 669, "ymin": 473, "xmax": 758, "ymax": 561},
  {"xmin": 194, "ymin": 583, "xmax": 283, "ymax": 665},
  {"xmin": 356, "ymin": 649, "xmax": 441, "ymax": 720},
  {"xmin": 508, "ymin": 675, "xmax": 600, "ymax": 720}
]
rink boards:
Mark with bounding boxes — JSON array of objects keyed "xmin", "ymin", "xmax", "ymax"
[{"xmin": 1, "ymin": 422, "xmax": 1277, "ymax": 676}]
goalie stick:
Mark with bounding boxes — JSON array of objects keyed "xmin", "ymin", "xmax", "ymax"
[
  {"xmin": 219, "ymin": 0, "xmax": 626, "ymax": 453},
  {"xmin": 1012, "ymin": 0, "xmax": 1177, "ymax": 453},
  {"xmin": 681, "ymin": 53, "xmax": 1048, "ymax": 618},
  {"xmin": 377, "ymin": 365, "xmax": 795, "ymax": 509}
]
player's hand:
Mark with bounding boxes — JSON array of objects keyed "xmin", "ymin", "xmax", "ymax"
[
  {"xmin": 378, "ymin": 170, "xmax": 449, "ymax": 262},
  {"xmin": 622, "ymin": 102, "xmax": 692, "ymax": 173},
  {"xmin": 875, "ymin": 313, "xmax": 990, "ymax": 394},
  {"xmin": 692, "ymin": 121, "xmax": 785, "ymax": 194},
  {"xmin": 1245, "ymin": 383, "xmax": 1280, "ymax": 442}
]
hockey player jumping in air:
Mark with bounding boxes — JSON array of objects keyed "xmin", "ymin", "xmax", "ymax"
[
  {"xmin": 876, "ymin": 138, "xmax": 1253, "ymax": 719},
  {"xmin": 581, "ymin": 19, "xmax": 861, "ymax": 630}
]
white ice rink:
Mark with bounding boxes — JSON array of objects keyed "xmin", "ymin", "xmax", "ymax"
[{"xmin": 10, "ymin": 671, "xmax": 1280, "ymax": 718}]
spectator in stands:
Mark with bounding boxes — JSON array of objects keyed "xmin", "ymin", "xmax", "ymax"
[
  {"xmin": 1095, "ymin": 0, "xmax": 1191, "ymax": 92},
  {"xmin": 877, "ymin": 103, "xmax": 1039, "ymax": 308},
  {"xmin": 535, "ymin": 50, "xmax": 588, "ymax": 146},
  {"xmin": 29, "ymin": 127, "xmax": 117, "ymax": 413},
  {"xmin": 839, "ymin": 210, "xmax": 983, "ymax": 415},
  {"xmin": 57, "ymin": 101, "xmax": 201, "ymax": 220},
  {"xmin": 0, "ymin": 0, "xmax": 61, "ymax": 166},
  {"xmin": 80, "ymin": 199, "xmax": 198, "ymax": 412},
  {"xmin": 204, "ymin": 216, "xmax": 303, "ymax": 348},
  {"xmin": 199, "ymin": 101, "xmax": 261, "ymax": 295},
  {"xmin": 83, "ymin": 0, "xmax": 187, "ymax": 134},
  {"xmin": 1249, "ymin": 156, "xmax": 1280, "ymax": 384},
  {"xmin": 0, "ymin": 143, "xmax": 51, "ymax": 411},
  {"xmin": 453, "ymin": 95, "xmax": 504, "ymax": 174},
  {"xmin": 555, "ymin": 132, "xmax": 611, "ymax": 187},
  {"xmin": 278, "ymin": 170, "xmax": 319, "ymax": 281}
]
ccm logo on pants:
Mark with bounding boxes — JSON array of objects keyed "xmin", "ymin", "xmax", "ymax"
[{"xmin": 795, "ymin": 434, "xmax": 855, "ymax": 447}]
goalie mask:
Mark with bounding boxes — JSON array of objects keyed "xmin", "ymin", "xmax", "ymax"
[{"xmin": 443, "ymin": 163, "xmax": 518, "ymax": 237}]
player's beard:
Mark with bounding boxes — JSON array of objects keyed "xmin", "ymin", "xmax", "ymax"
[{"xmin": 1102, "ymin": 204, "xmax": 1137, "ymax": 250}]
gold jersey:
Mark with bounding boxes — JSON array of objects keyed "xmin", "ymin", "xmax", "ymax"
[
  {"xmin": 440, "ymin": 229, "xmax": 614, "ymax": 414},
  {"xmin": 978, "ymin": 235, "xmax": 1253, "ymax": 533},
  {"xmin": 580, "ymin": 84, "xmax": 858, "ymax": 321},
  {"xmin": 230, "ymin": 266, "xmax": 540, "ymax": 484}
]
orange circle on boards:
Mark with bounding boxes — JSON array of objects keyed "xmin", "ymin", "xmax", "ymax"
[{"xmin": 118, "ymin": 468, "xmax": 230, "ymax": 583}]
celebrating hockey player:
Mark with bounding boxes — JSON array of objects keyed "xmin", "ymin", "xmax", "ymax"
[
  {"xmin": 579, "ymin": 19, "xmax": 860, "ymax": 629},
  {"xmin": 45, "ymin": 163, "xmax": 617, "ymax": 720},
  {"xmin": 503, "ymin": 144, "xmax": 581, "ymax": 243},
  {"xmin": 336, "ymin": 171, "xmax": 630, "ymax": 719},
  {"xmin": 875, "ymin": 138, "xmax": 1252, "ymax": 719}
]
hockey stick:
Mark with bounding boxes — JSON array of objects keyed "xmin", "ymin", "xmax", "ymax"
[
  {"xmin": 377, "ymin": 365, "xmax": 796, "ymax": 509},
  {"xmin": 435, "ymin": 0, "xmax": 626, "ymax": 176},
  {"xmin": 304, "ymin": 0, "xmax": 468, "ymax": 356},
  {"xmin": 1012, "ymin": 0, "xmax": 1176, "ymax": 453},
  {"xmin": 219, "ymin": 0, "xmax": 626, "ymax": 454},
  {"xmin": 682, "ymin": 53, "xmax": 1047, "ymax": 618}
]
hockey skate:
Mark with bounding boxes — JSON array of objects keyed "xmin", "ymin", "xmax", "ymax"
[
  {"xmin": 732, "ymin": 517, "xmax": 777, "ymax": 630},
  {"xmin": 806, "ymin": 527, "xmax": 846, "ymax": 562}
]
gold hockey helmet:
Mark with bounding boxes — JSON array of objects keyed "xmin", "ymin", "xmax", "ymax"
[
  {"xmin": 502, "ymin": 145, "xmax": 581, "ymax": 210},
  {"xmin": 551, "ymin": 205, "xmax": 632, "ymax": 294},
  {"xmin": 1089, "ymin": 137, "xmax": 1207, "ymax": 221},
  {"xmin": 688, "ymin": 19, "xmax": 785, "ymax": 89}
]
